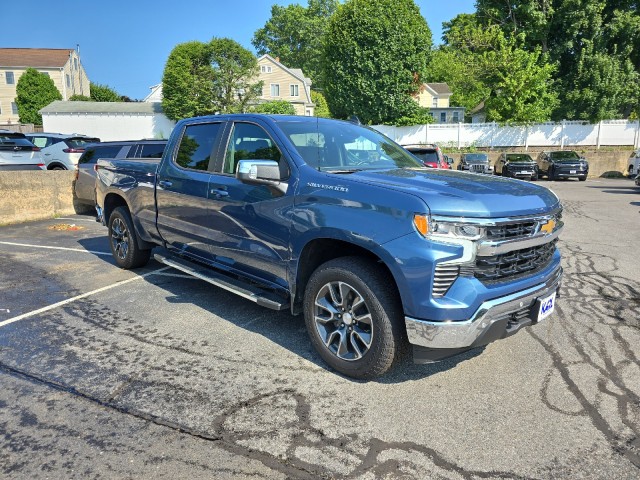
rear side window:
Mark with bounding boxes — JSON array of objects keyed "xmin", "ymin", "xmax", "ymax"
[
  {"xmin": 29, "ymin": 137, "xmax": 48, "ymax": 148},
  {"xmin": 175, "ymin": 123, "xmax": 221, "ymax": 171},
  {"xmin": 78, "ymin": 145, "xmax": 123, "ymax": 164},
  {"xmin": 138, "ymin": 143, "xmax": 165, "ymax": 159}
]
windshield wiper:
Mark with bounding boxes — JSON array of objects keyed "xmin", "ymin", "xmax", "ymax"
[{"xmin": 324, "ymin": 168, "xmax": 363, "ymax": 174}]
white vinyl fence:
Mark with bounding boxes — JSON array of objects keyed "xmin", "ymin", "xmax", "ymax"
[{"xmin": 373, "ymin": 120, "xmax": 640, "ymax": 149}]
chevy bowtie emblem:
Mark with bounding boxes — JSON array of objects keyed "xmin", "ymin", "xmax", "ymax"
[{"xmin": 540, "ymin": 219, "xmax": 556, "ymax": 234}]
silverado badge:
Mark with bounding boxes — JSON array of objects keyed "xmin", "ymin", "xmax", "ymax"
[{"xmin": 540, "ymin": 219, "xmax": 556, "ymax": 234}]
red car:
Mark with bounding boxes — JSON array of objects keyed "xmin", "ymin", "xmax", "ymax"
[{"xmin": 403, "ymin": 144, "xmax": 451, "ymax": 169}]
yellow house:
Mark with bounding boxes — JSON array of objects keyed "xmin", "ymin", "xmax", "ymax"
[
  {"xmin": 257, "ymin": 55, "xmax": 314, "ymax": 116},
  {"xmin": 0, "ymin": 48, "xmax": 90, "ymax": 124},
  {"xmin": 414, "ymin": 82, "xmax": 465, "ymax": 123}
]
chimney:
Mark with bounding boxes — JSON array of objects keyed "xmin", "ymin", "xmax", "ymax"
[{"xmin": 275, "ymin": 57, "xmax": 280, "ymax": 63}]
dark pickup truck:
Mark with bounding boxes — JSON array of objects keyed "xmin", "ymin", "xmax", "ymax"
[{"xmin": 96, "ymin": 114, "xmax": 563, "ymax": 379}]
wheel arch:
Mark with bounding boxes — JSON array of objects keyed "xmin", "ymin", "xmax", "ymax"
[
  {"xmin": 47, "ymin": 162, "xmax": 67, "ymax": 170},
  {"xmin": 104, "ymin": 193, "xmax": 153, "ymax": 250},
  {"xmin": 291, "ymin": 237, "xmax": 403, "ymax": 316}
]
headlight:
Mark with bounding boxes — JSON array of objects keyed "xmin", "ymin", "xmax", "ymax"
[{"xmin": 413, "ymin": 215, "xmax": 484, "ymax": 240}]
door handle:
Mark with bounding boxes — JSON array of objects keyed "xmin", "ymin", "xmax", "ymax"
[
  {"xmin": 211, "ymin": 188, "xmax": 229, "ymax": 197},
  {"xmin": 44, "ymin": 153, "xmax": 52, "ymax": 156},
  {"xmin": 158, "ymin": 180, "xmax": 173, "ymax": 188}
]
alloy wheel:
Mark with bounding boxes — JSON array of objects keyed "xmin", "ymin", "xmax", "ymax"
[{"xmin": 111, "ymin": 218, "xmax": 129, "ymax": 260}]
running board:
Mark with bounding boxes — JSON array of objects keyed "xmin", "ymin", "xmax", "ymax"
[{"xmin": 154, "ymin": 253, "xmax": 289, "ymax": 311}]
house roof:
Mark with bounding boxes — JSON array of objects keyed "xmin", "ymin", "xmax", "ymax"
[
  {"xmin": 40, "ymin": 101, "xmax": 164, "ymax": 115},
  {"xmin": 425, "ymin": 83, "xmax": 452, "ymax": 96},
  {"xmin": 0, "ymin": 48, "xmax": 74, "ymax": 68}
]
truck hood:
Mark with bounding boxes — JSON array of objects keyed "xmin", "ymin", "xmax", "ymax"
[{"xmin": 345, "ymin": 168, "xmax": 560, "ymax": 217}]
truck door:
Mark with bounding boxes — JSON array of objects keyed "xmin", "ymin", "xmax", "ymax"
[
  {"xmin": 156, "ymin": 121, "xmax": 224, "ymax": 262},
  {"xmin": 206, "ymin": 120, "xmax": 293, "ymax": 287}
]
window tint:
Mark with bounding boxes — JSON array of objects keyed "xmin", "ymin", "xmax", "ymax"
[
  {"xmin": 78, "ymin": 145, "xmax": 123, "ymax": 164},
  {"xmin": 223, "ymin": 123, "xmax": 282, "ymax": 175},
  {"xmin": 66, "ymin": 138, "xmax": 100, "ymax": 149},
  {"xmin": 139, "ymin": 143, "xmax": 165, "ymax": 158},
  {"xmin": 175, "ymin": 123, "xmax": 220, "ymax": 171}
]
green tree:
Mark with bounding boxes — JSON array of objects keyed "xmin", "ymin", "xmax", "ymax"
[
  {"xmin": 252, "ymin": 0, "xmax": 338, "ymax": 89},
  {"xmin": 251, "ymin": 100, "xmax": 296, "ymax": 114},
  {"xmin": 311, "ymin": 90, "xmax": 331, "ymax": 117},
  {"xmin": 323, "ymin": 0, "xmax": 432, "ymax": 124},
  {"xmin": 210, "ymin": 38, "xmax": 262, "ymax": 114},
  {"xmin": 161, "ymin": 41, "xmax": 216, "ymax": 121},
  {"xmin": 68, "ymin": 94, "xmax": 92, "ymax": 101},
  {"xmin": 430, "ymin": 21, "xmax": 557, "ymax": 123},
  {"xmin": 475, "ymin": 0, "xmax": 640, "ymax": 120},
  {"xmin": 15, "ymin": 68, "xmax": 62, "ymax": 124},
  {"xmin": 90, "ymin": 83, "xmax": 122, "ymax": 102}
]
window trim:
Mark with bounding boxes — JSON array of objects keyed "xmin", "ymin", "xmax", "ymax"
[
  {"xmin": 290, "ymin": 84, "xmax": 299, "ymax": 97},
  {"xmin": 171, "ymin": 121, "xmax": 224, "ymax": 173},
  {"xmin": 270, "ymin": 83, "xmax": 280, "ymax": 97},
  {"xmin": 11, "ymin": 102, "xmax": 18, "ymax": 115},
  {"xmin": 6, "ymin": 71, "xmax": 15, "ymax": 85}
]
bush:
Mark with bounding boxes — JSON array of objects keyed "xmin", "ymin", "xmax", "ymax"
[{"xmin": 251, "ymin": 100, "xmax": 296, "ymax": 115}]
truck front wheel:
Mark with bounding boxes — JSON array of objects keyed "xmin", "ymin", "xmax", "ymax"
[
  {"xmin": 303, "ymin": 257, "xmax": 405, "ymax": 379},
  {"xmin": 108, "ymin": 207, "xmax": 151, "ymax": 269}
]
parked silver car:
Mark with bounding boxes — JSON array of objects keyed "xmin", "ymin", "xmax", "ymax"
[
  {"xmin": 0, "ymin": 130, "xmax": 45, "ymax": 170},
  {"xmin": 25, "ymin": 133, "xmax": 100, "ymax": 170}
]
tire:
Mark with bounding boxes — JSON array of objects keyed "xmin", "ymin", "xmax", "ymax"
[
  {"xmin": 579, "ymin": 176, "xmax": 587, "ymax": 181},
  {"xmin": 548, "ymin": 168, "xmax": 555, "ymax": 181},
  {"xmin": 531, "ymin": 174, "xmax": 538, "ymax": 181},
  {"xmin": 50, "ymin": 166, "xmax": 66, "ymax": 171},
  {"xmin": 108, "ymin": 206, "xmax": 151, "ymax": 269},
  {"xmin": 303, "ymin": 257, "xmax": 405, "ymax": 379}
]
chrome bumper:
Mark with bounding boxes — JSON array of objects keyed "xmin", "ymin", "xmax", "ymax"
[{"xmin": 406, "ymin": 267, "xmax": 562, "ymax": 349}]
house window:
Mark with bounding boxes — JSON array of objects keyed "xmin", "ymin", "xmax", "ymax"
[
  {"xmin": 12, "ymin": 102, "xmax": 18, "ymax": 115},
  {"xmin": 41, "ymin": 72, "xmax": 50, "ymax": 77},
  {"xmin": 74, "ymin": 58, "xmax": 78, "ymax": 70},
  {"xmin": 432, "ymin": 97, "xmax": 438, "ymax": 108},
  {"xmin": 290, "ymin": 84, "xmax": 299, "ymax": 97},
  {"xmin": 270, "ymin": 84, "xmax": 280, "ymax": 97},
  {"xmin": 66, "ymin": 74, "xmax": 71, "ymax": 87},
  {"xmin": 6, "ymin": 72, "xmax": 15, "ymax": 85},
  {"xmin": 440, "ymin": 112, "xmax": 447, "ymax": 123},
  {"xmin": 0, "ymin": 101, "xmax": 2, "ymax": 114},
  {"xmin": 452, "ymin": 111, "xmax": 460, "ymax": 122},
  {"xmin": 261, "ymin": 65, "xmax": 272, "ymax": 73},
  {"xmin": 306, "ymin": 109, "xmax": 312, "ymax": 116}
]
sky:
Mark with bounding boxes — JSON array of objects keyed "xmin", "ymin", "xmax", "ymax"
[{"xmin": 2, "ymin": 0, "xmax": 476, "ymax": 100}]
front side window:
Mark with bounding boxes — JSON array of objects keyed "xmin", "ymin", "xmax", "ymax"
[
  {"xmin": 290, "ymin": 84, "xmax": 299, "ymax": 97},
  {"xmin": 175, "ymin": 123, "xmax": 221, "ymax": 171},
  {"xmin": 270, "ymin": 84, "xmax": 280, "ymax": 97},
  {"xmin": 223, "ymin": 123, "xmax": 282, "ymax": 175},
  {"xmin": 6, "ymin": 72, "xmax": 15, "ymax": 84}
]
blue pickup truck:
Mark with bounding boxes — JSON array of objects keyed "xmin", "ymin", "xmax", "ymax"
[{"xmin": 96, "ymin": 114, "xmax": 563, "ymax": 379}]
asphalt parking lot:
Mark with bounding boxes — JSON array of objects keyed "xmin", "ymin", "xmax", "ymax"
[{"xmin": 1, "ymin": 178, "xmax": 639, "ymax": 479}]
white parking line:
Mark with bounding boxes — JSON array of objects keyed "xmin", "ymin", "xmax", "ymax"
[
  {"xmin": 0, "ymin": 241, "xmax": 111, "ymax": 256},
  {"xmin": 54, "ymin": 217, "xmax": 98, "ymax": 222},
  {"xmin": 0, "ymin": 267, "xmax": 171, "ymax": 329}
]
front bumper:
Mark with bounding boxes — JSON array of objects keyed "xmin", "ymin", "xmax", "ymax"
[{"xmin": 405, "ymin": 265, "xmax": 562, "ymax": 350}]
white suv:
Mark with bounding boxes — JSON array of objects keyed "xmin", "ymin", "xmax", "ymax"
[
  {"xmin": 25, "ymin": 133, "xmax": 100, "ymax": 170},
  {"xmin": 0, "ymin": 130, "xmax": 45, "ymax": 170}
]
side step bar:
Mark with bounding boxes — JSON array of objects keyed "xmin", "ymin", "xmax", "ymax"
[{"xmin": 154, "ymin": 253, "xmax": 289, "ymax": 311}]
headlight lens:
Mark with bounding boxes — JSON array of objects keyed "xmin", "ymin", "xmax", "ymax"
[{"xmin": 414, "ymin": 215, "xmax": 485, "ymax": 240}]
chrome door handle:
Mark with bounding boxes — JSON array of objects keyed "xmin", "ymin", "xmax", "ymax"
[
  {"xmin": 158, "ymin": 180, "xmax": 172, "ymax": 188},
  {"xmin": 211, "ymin": 188, "xmax": 229, "ymax": 197}
]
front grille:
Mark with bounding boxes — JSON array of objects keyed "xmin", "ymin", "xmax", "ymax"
[
  {"xmin": 432, "ymin": 264, "xmax": 460, "ymax": 297},
  {"xmin": 473, "ymin": 240, "xmax": 557, "ymax": 282},
  {"xmin": 486, "ymin": 221, "xmax": 537, "ymax": 240},
  {"xmin": 470, "ymin": 164, "xmax": 487, "ymax": 172}
]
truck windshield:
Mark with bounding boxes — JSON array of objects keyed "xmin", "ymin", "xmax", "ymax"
[
  {"xmin": 505, "ymin": 154, "xmax": 534, "ymax": 163},
  {"xmin": 464, "ymin": 154, "xmax": 488, "ymax": 162},
  {"xmin": 277, "ymin": 120, "xmax": 423, "ymax": 172},
  {"xmin": 550, "ymin": 151, "xmax": 580, "ymax": 162}
]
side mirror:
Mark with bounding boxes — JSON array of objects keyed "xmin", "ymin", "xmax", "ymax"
[
  {"xmin": 236, "ymin": 160, "xmax": 287, "ymax": 193},
  {"xmin": 446, "ymin": 156, "xmax": 454, "ymax": 165}
]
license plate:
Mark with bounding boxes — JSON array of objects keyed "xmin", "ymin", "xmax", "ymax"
[
  {"xmin": 537, "ymin": 291, "xmax": 556, "ymax": 322},
  {"xmin": 519, "ymin": 171, "xmax": 532, "ymax": 175},
  {"xmin": 570, "ymin": 170, "xmax": 577, "ymax": 174}
]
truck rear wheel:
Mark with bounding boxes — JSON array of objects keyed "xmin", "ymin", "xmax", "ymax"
[
  {"xmin": 108, "ymin": 207, "xmax": 151, "ymax": 269},
  {"xmin": 303, "ymin": 257, "xmax": 405, "ymax": 379}
]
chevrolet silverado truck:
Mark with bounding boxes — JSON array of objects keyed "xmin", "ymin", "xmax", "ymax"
[{"xmin": 96, "ymin": 114, "xmax": 563, "ymax": 379}]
